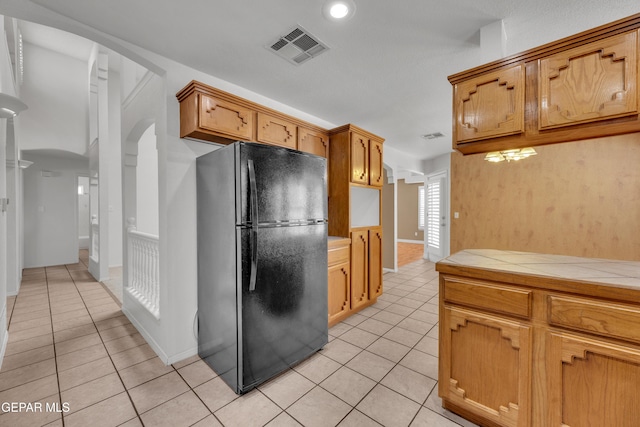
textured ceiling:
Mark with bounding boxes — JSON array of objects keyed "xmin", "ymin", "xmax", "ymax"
[{"xmin": 3, "ymin": 0, "xmax": 640, "ymax": 162}]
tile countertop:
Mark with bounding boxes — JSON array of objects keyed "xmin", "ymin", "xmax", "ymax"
[{"xmin": 436, "ymin": 249, "xmax": 640, "ymax": 294}]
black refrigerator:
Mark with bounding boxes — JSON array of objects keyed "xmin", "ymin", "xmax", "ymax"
[{"xmin": 196, "ymin": 141, "xmax": 328, "ymax": 394}]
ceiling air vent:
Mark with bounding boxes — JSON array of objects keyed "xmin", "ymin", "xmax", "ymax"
[
  {"xmin": 267, "ymin": 26, "xmax": 329, "ymax": 65},
  {"xmin": 421, "ymin": 132, "xmax": 445, "ymax": 140}
]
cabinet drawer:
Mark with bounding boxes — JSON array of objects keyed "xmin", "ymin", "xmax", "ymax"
[
  {"xmin": 548, "ymin": 295, "xmax": 640, "ymax": 344},
  {"xmin": 328, "ymin": 246, "xmax": 350, "ymax": 267},
  {"xmin": 443, "ymin": 276, "xmax": 532, "ymax": 318}
]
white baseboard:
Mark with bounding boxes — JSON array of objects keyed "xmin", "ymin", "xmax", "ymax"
[
  {"xmin": 0, "ymin": 305, "xmax": 8, "ymax": 372},
  {"xmin": 122, "ymin": 305, "xmax": 197, "ymax": 366},
  {"xmin": 397, "ymin": 239, "xmax": 424, "ymax": 244}
]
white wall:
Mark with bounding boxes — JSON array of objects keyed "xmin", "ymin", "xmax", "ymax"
[
  {"xmin": 77, "ymin": 175, "xmax": 89, "ymax": 248},
  {"xmin": 22, "ymin": 151, "xmax": 88, "ymax": 267},
  {"xmin": 136, "ymin": 124, "xmax": 158, "ymax": 236},
  {"xmin": 20, "ymin": 43, "xmax": 88, "ymax": 155},
  {"xmin": 108, "ymin": 67, "xmax": 122, "ymax": 267}
]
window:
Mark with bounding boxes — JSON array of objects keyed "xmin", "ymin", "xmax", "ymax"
[
  {"xmin": 418, "ymin": 186, "xmax": 425, "ymax": 230},
  {"xmin": 426, "ymin": 179, "xmax": 440, "ymax": 249}
]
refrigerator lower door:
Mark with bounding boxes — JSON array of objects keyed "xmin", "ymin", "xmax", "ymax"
[{"xmin": 238, "ymin": 224, "xmax": 328, "ymax": 393}]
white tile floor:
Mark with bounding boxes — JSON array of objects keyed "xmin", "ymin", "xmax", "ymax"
[{"xmin": 2, "ymin": 252, "xmax": 478, "ymax": 426}]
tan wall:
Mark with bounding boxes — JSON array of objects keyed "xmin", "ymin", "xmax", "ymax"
[
  {"xmin": 397, "ymin": 179, "xmax": 425, "ymax": 241},
  {"xmin": 451, "ymin": 133, "xmax": 640, "ymax": 261},
  {"xmin": 382, "ymin": 168, "xmax": 394, "ymax": 270}
]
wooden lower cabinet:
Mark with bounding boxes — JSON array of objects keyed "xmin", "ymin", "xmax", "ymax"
[
  {"xmin": 438, "ymin": 258, "xmax": 640, "ymax": 427},
  {"xmin": 350, "ymin": 230, "xmax": 369, "ymax": 310},
  {"xmin": 440, "ymin": 306, "xmax": 531, "ymax": 427},
  {"xmin": 547, "ymin": 332, "xmax": 640, "ymax": 427},
  {"xmin": 368, "ymin": 227, "xmax": 382, "ymax": 299},
  {"xmin": 328, "ymin": 240, "xmax": 351, "ymax": 326}
]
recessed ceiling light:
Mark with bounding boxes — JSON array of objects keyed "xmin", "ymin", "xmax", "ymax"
[{"xmin": 322, "ymin": 0, "xmax": 356, "ymax": 22}]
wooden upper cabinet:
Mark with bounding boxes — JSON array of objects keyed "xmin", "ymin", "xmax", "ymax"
[
  {"xmin": 298, "ymin": 127, "xmax": 329, "ymax": 158},
  {"xmin": 256, "ymin": 113, "xmax": 296, "ymax": 149},
  {"xmin": 454, "ymin": 65, "xmax": 525, "ymax": 143},
  {"xmin": 350, "ymin": 131, "xmax": 369, "ymax": 185},
  {"xmin": 539, "ymin": 31, "xmax": 638, "ymax": 130},
  {"xmin": 176, "ymin": 81, "xmax": 331, "ymax": 149},
  {"xmin": 369, "ymin": 139, "xmax": 384, "ymax": 187},
  {"xmin": 199, "ymin": 94, "xmax": 254, "ymax": 141},
  {"xmin": 448, "ymin": 15, "xmax": 640, "ymax": 155}
]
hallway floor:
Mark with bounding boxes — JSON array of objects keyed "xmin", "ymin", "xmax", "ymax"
[{"xmin": 1, "ymin": 254, "xmax": 477, "ymax": 427}]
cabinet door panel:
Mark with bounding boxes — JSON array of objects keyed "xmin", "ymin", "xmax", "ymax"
[
  {"xmin": 547, "ymin": 332, "xmax": 640, "ymax": 427},
  {"xmin": 199, "ymin": 94, "xmax": 254, "ymax": 141},
  {"xmin": 441, "ymin": 306, "xmax": 531, "ymax": 427},
  {"xmin": 350, "ymin": 230, "xmax": 369, "ymax": 310},
  {"xmin": 369, "ymin": 140, "xmax": 383, "ymax": 187},
  {"xmin": 298, "ymin": 127, "xmax": 329, "ymax": 158},
  {"xmin": 539, "ymin": 31, "xmax": 638, "ymax": 129},
  {"xmin": 350, "ymin": 132, "xmax": 369, "ymax": 184},
  {"xmin": 455, "ymin": 65, "xmax": 525, "ymax": 143},
  {"xmin": 368, "ymin": 228, "xmax": 382, "ymax": 299},
  {"xmin": 328, "ymin": 262, "xmax": 350, "ymax": 326},
  {"xmin": 257, "ymin": 113, "xmax": 297, "ymax": 149}
]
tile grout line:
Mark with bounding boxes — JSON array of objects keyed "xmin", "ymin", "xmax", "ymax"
[
  {"xmin": 63, "ymin": 263, "xmax": 144, "ymax": 427},
  {"xmin": 47, "ymin": 265, "xmax": 66, "ymax": 427},
  {"xmin": 317, "ymin": 270, "xmax": 441, "ymax": 425},
  {"xmin": 171, "ymin": 366, "xmax": 225, "ymax": 426}
]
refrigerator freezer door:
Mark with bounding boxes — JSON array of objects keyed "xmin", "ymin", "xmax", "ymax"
[
  {"xmin": 237, "ymin": 143, "xmax": 327, "ymax": 226},
  {"xmin": 238, "ymin": 223, "xmax": 328, "ymax": 392}
]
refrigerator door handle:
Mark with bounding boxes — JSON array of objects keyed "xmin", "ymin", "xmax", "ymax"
[{"xmin": 248, "ymin": 159, "xmax": 259, "ymax": 292}]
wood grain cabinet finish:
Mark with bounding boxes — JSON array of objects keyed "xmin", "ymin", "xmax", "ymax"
[
  {"xmin": 328, "ymin": 243, "xmax": 350, "ymax": 326},
  {"xmin": 350, "ymin": 132, "xmax": 369, "ymax": 185},
  {"xmin": 368, "ymin": 139, "xmax": 384, "ymax": 187},
  {"xmin": 547, "ymin": 332, "xmax": 640, "ymax": 427},
  {"xmin": 256, "ymin": 113, "xmax": 297, "ymax": 149},
  {"xmin": 539, "ymin": 31, "xmax": 637, "ymax": 130},
  {"xmin": 199, "ymin": 94, "xmax": 254, "ymax": 141},
  {"xmin": 350, "ymin": 230, "xmax": 369, "ymax": 311},
  {"xmin": 368, "ymin": 227, "xmax": 383, "ymax": 299},
  {"xmin": 176, "ymin": 81, "xmax": 331, "ymax": 152},
  {"xmin": 441, "ymin": 306, "xmax": 531, "ymax": 427},
  {"xmin": 454, "ymin": 65, "xmax": 525, "ymax": 143},
  {"xmin": 438, "ymin": 256, "xmax": 640, "ymax": 427},
  {"xmin": 298, "ymin": 127, "xmax": 329, "ymax": 158},
  {"xmin": 448, "ymin": 15, "xmax": 640, "ymax": 155}
]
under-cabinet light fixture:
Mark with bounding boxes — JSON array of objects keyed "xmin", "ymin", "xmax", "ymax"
[{"xmin": 484, "ymin": 147, "xmax": 537, "ymax": 163}]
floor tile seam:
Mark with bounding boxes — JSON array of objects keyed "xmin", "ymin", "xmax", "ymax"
[
  {"xmin": 0, "ymin": 350, "xmax": 56, "ymax": 377},
  {"xmin": 180, "ymin": 401, "xmax": 216, "ymax": 427},
  {"xmin": 58, "ymin": 368, "xmax": 119, "ymax": 395},
  {"xmin": 2, "ymin": 337, "xmax": 54, "ymax": 359},
  {"xmin": 7, "ymin": 318, "xmax": 53, "ymax": 333},
  {"xmin": 315, "ymin": 364, "xmax": 385, "ymax": 410},
  {"xmin": 351, "ymin": 292, "xmax": 441, "ymax": 410},
  {"xmin": 62, "ymin": 262, "xmax": 143, "ymax": 425},
  {"xmin": 43, "ymin": 267, "xmax": 66, "ymax": 426},
  {"xmin": 0, "ymin": 368, "xmax": 59, "ymax": 397}
]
